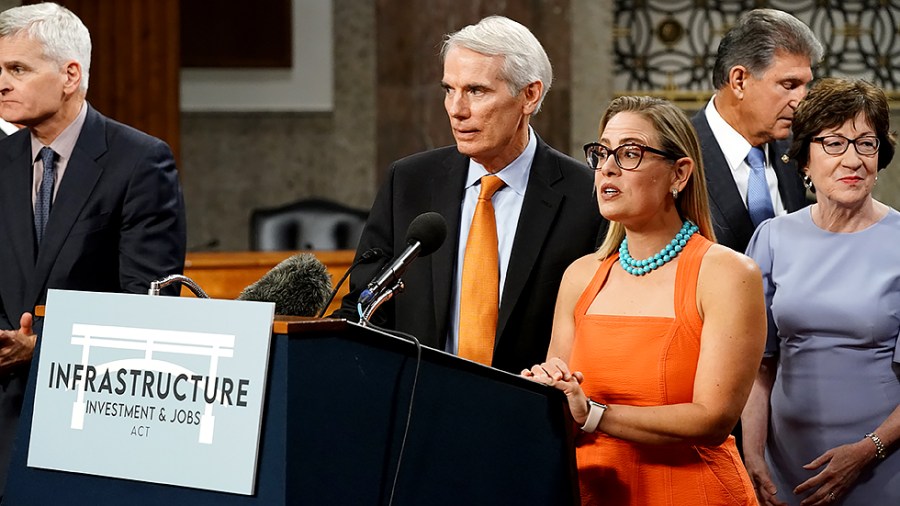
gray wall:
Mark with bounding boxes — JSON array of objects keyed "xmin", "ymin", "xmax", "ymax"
[
  {"xmin": 181, "ymin": 0, "xmax": 613, "ymax": 251},
  {"xmin": 180, "ymin": 0, "xmax": 900, "ymax": 252},
  {"xmin": 180, "ymin": 0, "xmax": 376, "ymax": 251},
  {"xmin": 6, "ymin": 0, "xmax": 897, "ymax": 250}
]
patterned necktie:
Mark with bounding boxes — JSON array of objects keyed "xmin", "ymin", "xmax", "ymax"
[
  {"xmin": 458, "ymin": 175, "xmax": 506, "ymax": 366},
  {"xmin": 34, "ymin": 147, "xmax": 57, "ymax": 244},
  {"xmin": 746, "ymin": 146, "xmax": 775, "ymax": 227}
]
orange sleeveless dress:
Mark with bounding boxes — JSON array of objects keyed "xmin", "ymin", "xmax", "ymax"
[{"xmin": 569, "ymin": 235, "xmax": 756, "ymax": 506}]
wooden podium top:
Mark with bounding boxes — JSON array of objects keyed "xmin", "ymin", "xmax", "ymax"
[{"xmin": 272, "ymin": 316, "xmax": 349, "ymax": 335}]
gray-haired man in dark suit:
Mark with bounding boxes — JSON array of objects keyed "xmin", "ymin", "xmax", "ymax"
[
  {"xmin": 692, "ymin": 9, "xmax": 823, "ymax": 253},
  {"xmin": 336, "ymin": 16, "xmax": 605, "ymax": 373}
]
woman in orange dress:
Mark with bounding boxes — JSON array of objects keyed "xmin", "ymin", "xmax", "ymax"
[{"xmin": 524, "ymin": 96, "xmax": 765, "ymax": 505}]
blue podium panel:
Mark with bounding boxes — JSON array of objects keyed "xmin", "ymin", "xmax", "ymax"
[{"xmin": 7, "ymin": 320, "xmax": 578, "ymax": 505}]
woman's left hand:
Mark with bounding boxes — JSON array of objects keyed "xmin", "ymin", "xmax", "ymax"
[
  {"xmin": 794, "ymin": 439, "xmax": 875, "ymax": 505},
  {"xmin": 522, "ymin": 357, "xmax": 588, "ymax": 424}
]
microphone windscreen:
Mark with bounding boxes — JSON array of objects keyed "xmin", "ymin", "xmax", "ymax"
[
  {"xmin": 405, "ymin": 212, "xmax": 447, "ymax": 256},
  {"xmin": 237, "ymin": 253, "xmax": 333, "ymax": 316}
]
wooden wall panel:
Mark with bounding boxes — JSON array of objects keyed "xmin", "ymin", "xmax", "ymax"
[
  {"xmin": 32, "ymin": 0, "xmax": 181, "ymax": 161},
  {"xmin": 181, "ymin": 0, "xmax": 291, "ymax": 68}
]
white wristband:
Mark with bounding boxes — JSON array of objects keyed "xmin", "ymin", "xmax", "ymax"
[{"xmin": 580, "ymin": 399, "xmax": 608, "ymax": 433}]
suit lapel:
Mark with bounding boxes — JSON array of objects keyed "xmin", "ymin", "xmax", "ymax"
[
  {"xmin": 693, "ymin": 113, "xmax": 755, "ymax": 245},
  {"xmin": 430, "ymin": 151, "xmax": 467, "ymax": 338},
  {"xmin": 28, "ymin": 105, "xmax": 108, "ymax": 306},
  {"xmin": 0, "ymin": 132, "xmax": 38, "ymax": 282},
  {"xmin": 771, "ymin": 138, "xmax": 807, "ymax": 212},
  {"xmin": 495, "ymin": 138, "xmax": 563, "ymax": 342}
]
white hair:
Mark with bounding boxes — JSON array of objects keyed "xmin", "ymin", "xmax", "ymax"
[
  {"xmin": 0, "ymin": 2, "xmax": 92, "ymax": 93},
  {"xmin": 441, "ymin": 15, "xmax": 553, "ymax": 115}
]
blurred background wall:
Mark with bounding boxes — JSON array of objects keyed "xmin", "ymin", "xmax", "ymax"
[
  {"xmin": 179, "ymin": 0, "xmax": 614, "ymax": 251},
  {"xmin": 5, "ymin": 0, "xmax": 900, "ymax": 251}
]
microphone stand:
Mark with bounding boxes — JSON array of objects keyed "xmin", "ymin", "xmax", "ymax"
[
  {"xmin": 317, "ymin": 248, "xmax": 384, "ymax": 318},
  {"xmin": 148, "ymin": 274, "xmax": 210, "ymax": 298},
  {"xmin": 358, "ymin": 279, "xmax": 404, "ymax": 324}
]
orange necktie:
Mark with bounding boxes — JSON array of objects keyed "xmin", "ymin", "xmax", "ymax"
[{"xmin": 458, "ymin": 175, "xmax": 506, "ymax": 366}]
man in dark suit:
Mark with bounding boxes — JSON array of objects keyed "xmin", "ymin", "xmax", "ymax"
[
  {"xmin": 692, "ymin": 9, "xmax": 823, "ymax": 253},
  {"xmin": 0, "ymin": 3, "xmax": 186, "ymax": 492},
  {"xmin": 336, "ymin": 16, "xmax": 604, "ymax": 374},
  {"xmin": 691, "ymin": 9, "xmax": 823, "ymax": 460}
]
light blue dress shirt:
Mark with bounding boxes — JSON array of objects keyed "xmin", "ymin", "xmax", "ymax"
[{"xmin": 445, "ymin": 127, "xmax": 537, "ymax": 355}]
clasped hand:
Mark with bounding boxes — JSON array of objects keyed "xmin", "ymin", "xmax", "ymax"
[
  {"xmin": 0, "ymin": 312, "xmax": 37, "ymax": 373},
  {"xmin": 522, "ymin": 357, "xmax": 590, "ymax": 425}
]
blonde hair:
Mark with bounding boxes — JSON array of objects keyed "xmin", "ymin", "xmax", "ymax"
[{"xmin": 594, "ymin": 96, "xmax": 715, "ymax": 259}]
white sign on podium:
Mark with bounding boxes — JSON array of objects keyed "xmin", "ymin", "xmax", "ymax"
[{"xmin": 27, "ymin": 289, "xmax": 275, "ymax": 495}]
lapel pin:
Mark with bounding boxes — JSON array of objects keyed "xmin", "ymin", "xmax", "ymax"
[{"xmin": 781, "ymin": 154, "xmax": 789, "ymax": 163}]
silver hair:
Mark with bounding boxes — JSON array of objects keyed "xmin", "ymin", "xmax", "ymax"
[
  {"xmin": 0, "ymin": 2, "xmax": 91, "ymax": 93},
  {"xmin": 712, "ymin": 9, "xmax": 822, "ymax": 90},
  {"xmin": 441, "ymin": 15, "xmax": 553, "ymax": 115}
]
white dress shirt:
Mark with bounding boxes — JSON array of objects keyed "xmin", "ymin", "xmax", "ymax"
[{"xmin": 704, "ymin": 98, "xmax": 787, "ymax": 216}]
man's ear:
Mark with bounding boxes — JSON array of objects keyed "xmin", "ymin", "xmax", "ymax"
[
  {"xmin": 728, "ymin": 65, "xmax": 749, "ymax": 99},
  {"xmin": 521, "ymin": 81, "xmax": 543, "ymax": 116},
  {"xmin": 62, "ymin": 60, "xmax": 82, "ymax": 95}
]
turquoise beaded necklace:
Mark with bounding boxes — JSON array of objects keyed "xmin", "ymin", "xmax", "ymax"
[{"xmin": 618, "ymin": 220, "xmax": 699, "ymax": 276}]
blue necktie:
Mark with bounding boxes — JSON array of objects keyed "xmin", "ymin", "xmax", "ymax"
[
  {"xmin": 34, "ymin": 147, "xmax": 57, "ymax": 244},
  {"xmin": 746, "ymin": 146, "xmax": 775, "ymax": 227}
]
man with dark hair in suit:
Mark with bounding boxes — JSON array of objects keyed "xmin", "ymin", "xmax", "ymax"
[
  {"xmin": 692, "ymin": 8, "xmax": 823, "ymax": 253},
  {"xmin": 0, "ymin": 2, "xmax": 186, "ymax": 492},
  {"xmin": 690, "ymin": 9, "xmax": 823, "ymax": 458},
  {"xmin": 336, "ymin": 16, "xmax": 604, "ymax": 374}
]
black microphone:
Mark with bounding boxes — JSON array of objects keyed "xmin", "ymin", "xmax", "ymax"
[
  {"xmin": 316, "ymin": 247, "xmax": 385, "ymax": 317},
  {"xmin": 237, "ymin": 253, "xmax": 332, "ymax": 316},
  {"xmin": 359, "ymin": 212, "xmax": 447, "ymax": 306}
]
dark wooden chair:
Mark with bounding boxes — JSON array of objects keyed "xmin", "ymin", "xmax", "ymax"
[{"xmin": 249, "ymin": 198, "xmax": 368, "ymax": 251}]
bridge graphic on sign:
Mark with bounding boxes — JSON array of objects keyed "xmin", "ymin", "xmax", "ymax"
[{"xmin": 67, "ymin": 323, "xmax": 236, "ymax": 444}]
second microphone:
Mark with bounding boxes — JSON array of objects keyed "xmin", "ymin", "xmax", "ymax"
[{"xmin": 359, "ymin": 212, "xmax": 447, "ymax": 306}]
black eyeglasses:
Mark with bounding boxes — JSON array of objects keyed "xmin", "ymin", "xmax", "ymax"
[
  {"xmin": 583, "ymin": 142, "xmax": 681, "ymax": 171},
  {"xmin": 811, "ymin": 135, "xmax": 880, "ymax": 156}
]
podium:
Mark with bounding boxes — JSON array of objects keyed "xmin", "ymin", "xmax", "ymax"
[{"xmin": 6, "ymin": 319, "xmax": 578, "ymax": 505}]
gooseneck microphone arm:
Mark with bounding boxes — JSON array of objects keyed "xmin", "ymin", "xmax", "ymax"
[
  {"xmin": 148, "ymin": 274, "xmax": 209, "ymax": 298},
  {"xmin": 359, "ymin": 278, "xmax": 404, "ymax": 324},
  {"xmin": 356, "ymin": 212, "xmax": 447, "ymax": 324},
  {"xmin": 358, "ymin": 241, "xmax": 422, "ymax": 306},
  {"xmin": 317, "ymin": 248, "xmax": 384, "ymax": 318}
]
